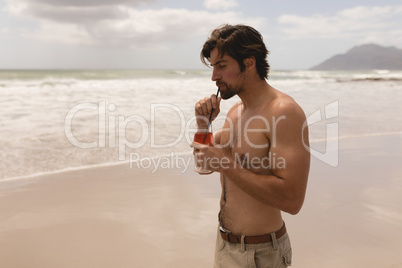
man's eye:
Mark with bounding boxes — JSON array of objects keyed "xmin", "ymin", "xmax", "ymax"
[{"xmin": 218, "ymin": 65, "xmax": 226, "ymax": 69}]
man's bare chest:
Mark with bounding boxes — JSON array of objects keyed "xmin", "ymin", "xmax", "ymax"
[{"xmin": 220, "ymin": 114, "xmax": 274, "ymax": 174}]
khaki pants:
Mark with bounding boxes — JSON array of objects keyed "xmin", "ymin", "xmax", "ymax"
[{"xmin": 214, "ymin": 227, "xmax": 292, "ymax": 268}]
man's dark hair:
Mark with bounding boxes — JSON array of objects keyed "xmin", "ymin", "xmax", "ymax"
[{"xmin": 201, "ymin": 24, "xmax": 270, "ymax": 80}]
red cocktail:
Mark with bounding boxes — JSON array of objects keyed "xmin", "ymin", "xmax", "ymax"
[
  {"xmin": 193, "ymin": 131, "xmax": 213, "ymax": 146},
  {"xmin": 192, "ymin": 126, "xmax": 214, "ymax": 174}
]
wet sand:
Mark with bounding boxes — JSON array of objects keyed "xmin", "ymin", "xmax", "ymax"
[{"xmin": 1, "ymin": 134, "xmax": 401, "ymax": 267}]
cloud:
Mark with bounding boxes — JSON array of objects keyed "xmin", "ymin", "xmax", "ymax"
[
  {"xmin": 5, "ymin": 0, "xmax": 263, "ymax": 49},
  {"xmin": 1, "ymin": 28, "xmax": 10, "ymax": 33},
  {"xmin": 278, "ymin": 5, "xmax": 402, "ymax": 45},
  {"xmin": 9, "ymin": 0, "xmax": 154, "ymax": 7},
  {"xmin": 203, "ymin": 0, "xmax": 238, "ymax": 10}
]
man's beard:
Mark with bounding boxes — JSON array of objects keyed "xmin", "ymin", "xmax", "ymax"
[
  {"xmin": 219, "ymin": 83, "xmax": 240, "ymax": 100},
  {"xmin": 218, "ymin": 71, "xmax": 246, "ymax": 100}
]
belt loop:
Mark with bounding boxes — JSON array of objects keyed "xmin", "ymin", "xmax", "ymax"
[
  {"xmin": 240, "ymin": 235, "xmax": 246, "ymax": 252},
  {"xmin": 270, "ymin": 232, "xmax": 278, "ymax": 250},
  {"xmin": 218, "ymin": 211, "xmax": 224, "ymax": 228}
]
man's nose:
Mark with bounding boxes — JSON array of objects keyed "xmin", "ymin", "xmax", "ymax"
[{"xmin": 211, "ymin": 69, "xmax": 221, "ymax": 81}]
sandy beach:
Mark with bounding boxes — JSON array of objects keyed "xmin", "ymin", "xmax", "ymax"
[{"xmin": 1, "ymin": 134, "xmax": 401, "ymax": 268}]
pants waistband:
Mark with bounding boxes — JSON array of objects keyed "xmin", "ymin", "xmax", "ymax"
[{"xmin": 219, "ymin": 223, "xmax": 286, "ymax": 244}]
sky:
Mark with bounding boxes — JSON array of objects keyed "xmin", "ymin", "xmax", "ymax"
[{"xmin": 1, "ymin": 0, "xmax": 402, "ymax": 70}]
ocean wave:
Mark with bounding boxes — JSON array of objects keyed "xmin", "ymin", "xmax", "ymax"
[
  {"xmin": 270, "ymin": 70, "xmax": 402, "ymax": 83},
  {"xmin": 0, "ymin": 151, "xmax": 193, "ymax": 182},
  {"xmin": 0, "ymin": 78, "xmax": 80, "ymax": 88},
  {"xmin": 0, "ymin": 160, "xmax": 129, "ymax": 182},
  {"xmin": 337, "ymin": 77, "xmax": 402, "ymax": 82},
  {"xmin": 2, "ymin": 132, "xmax": 401, "ymax": 183},
  {"xmin": 310, "ymin": 131, "xmax": 402, "ymax": 143}
]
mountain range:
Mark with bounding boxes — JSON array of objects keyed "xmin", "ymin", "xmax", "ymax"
[{"xmin": 311, "ymin": 44, "xmax": 402, "ymax": 70}]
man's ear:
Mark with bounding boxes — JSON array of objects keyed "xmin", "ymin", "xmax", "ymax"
[{"xmin": 244, "ymin": 57, "xmax": 255, "ymax": 69}]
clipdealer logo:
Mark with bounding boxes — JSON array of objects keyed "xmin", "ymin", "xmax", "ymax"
[
  {"xmin": 305, "ymin": 100, "xmax": 339, "ymax": 167},
  {"xmin": 64, "ymin": 100, "xmax": 340, "ymax": 170}
]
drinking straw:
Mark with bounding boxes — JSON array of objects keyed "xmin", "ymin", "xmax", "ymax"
[{"xmin": 203, "ymin": 87, "xmax": 220, "ymax": 143}]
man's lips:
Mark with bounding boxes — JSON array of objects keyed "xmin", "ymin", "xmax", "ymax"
[{"xmin": 216, "ymin": 83, "xmax": 225, "ymax": 88}]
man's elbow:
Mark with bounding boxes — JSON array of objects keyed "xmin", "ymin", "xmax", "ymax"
[
  {"xmin": 283, "ymin": 177, "xmax": 308, "ymax": 215},
  {"xmin": 285, "ymin": 204, "xmax": 302, "ymax": 215},
  {"xmin": 283, "ymin": 198, "xmax": 304, "ymax": 215}
]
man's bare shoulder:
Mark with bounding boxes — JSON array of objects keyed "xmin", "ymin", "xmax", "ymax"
[{"xmin": 265, "ymin": 90, "xmax": 305, "ymax": 120}]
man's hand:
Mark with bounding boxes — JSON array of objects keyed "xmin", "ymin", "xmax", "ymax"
[
  {"xmin": 195, "ymin": 94, "xmax": 221, "ymax": 128},
  {"xmin": 191, "ymin": 142, "xmax": 231, "ymax": 173}
]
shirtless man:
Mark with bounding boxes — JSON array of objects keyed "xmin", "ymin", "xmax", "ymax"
[{"xmin": 192, "ymin": 25, "xmax": 310, "ymax": 267}]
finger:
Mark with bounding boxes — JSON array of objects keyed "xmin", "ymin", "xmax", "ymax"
[
  {"xmin": 191, "ymin": 142, "xmax": 209, "ymax": 149},
  {"xmin": 203, "ymin": 97, "xmax": 213, "ymax": 114},
  {"xmin": 197, "ymin": 158, "xmax": 203, "ymax": 166},
  {"xmin": 195, "ymin": 152, "xmax": 204, "ymax": 162},
  {"xmin": 195, "ymin": 99, "xmax": 207, "ymax": 116},
  {"xmin": 195, "ymin": 102, "xmax": 203, "ymax": 116},
  {"xmin": 199, "ymin": 98, "xmax": 207, "ymax": 115},
  {"xmin": 212, "ymin": 99, "xmax": 221, "ymax": 120},
  {"xmin": 211, "ymin": 94, "xmax": 217, "ymax": 109}
]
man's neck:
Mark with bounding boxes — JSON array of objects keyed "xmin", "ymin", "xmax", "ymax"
[{"xmin": 237, "ymin": 79, "xmax": 272, "ymax": 110}]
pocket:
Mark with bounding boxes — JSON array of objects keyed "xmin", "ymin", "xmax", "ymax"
[
  {"xmin": 281, "ymin": 247, "xmax": 292, "ymax": 266},
  {"xmin": 247, "ymin": 250, "xmax": 257, "ymax": 268}
]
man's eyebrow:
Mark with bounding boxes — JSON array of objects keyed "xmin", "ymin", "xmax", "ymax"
[{"xmin": 210, "ymin": 60, "xmax": 227, "ymax": 67}]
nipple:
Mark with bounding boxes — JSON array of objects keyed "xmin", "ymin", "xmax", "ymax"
[{"xmin": 240, "ymin": 153, "xmax": 248, "ymax": 167}]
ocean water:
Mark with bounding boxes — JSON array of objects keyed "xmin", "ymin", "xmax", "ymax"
[{"xmin": 0, "ymin": 69, "xmax": 401, "ymax": 180}]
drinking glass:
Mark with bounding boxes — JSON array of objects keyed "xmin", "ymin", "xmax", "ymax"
[{"xmin": 192, "ymin": 124, "xmax": 214, "ymax": 174}]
